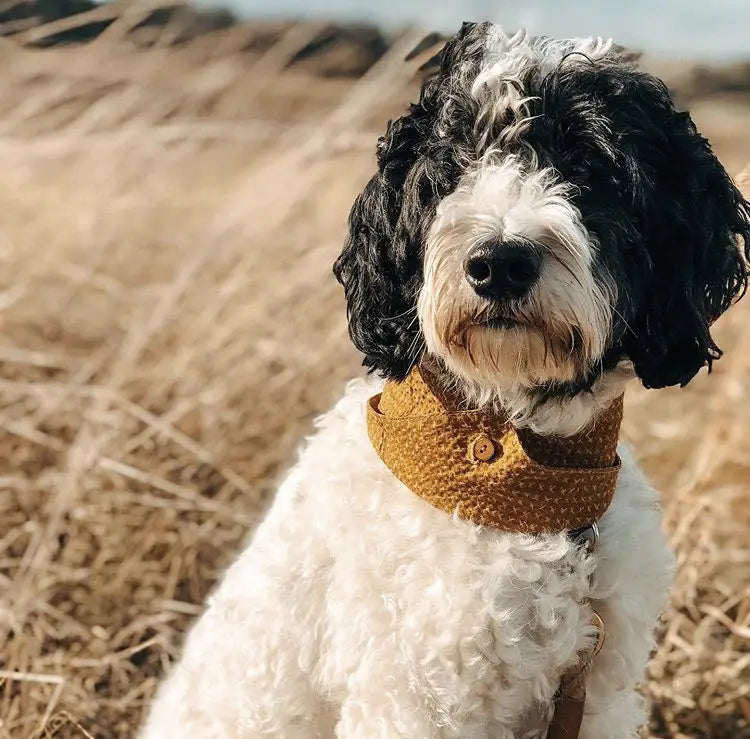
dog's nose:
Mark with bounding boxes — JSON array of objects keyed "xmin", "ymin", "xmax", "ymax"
[{"xmin": 464, "ymin": 241, "xmax": 541, "ymax": 300}]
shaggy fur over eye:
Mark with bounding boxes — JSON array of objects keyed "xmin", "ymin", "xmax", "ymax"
[{"xmin": 521, "ymin": 62, "xmax": 750, "ymax": 389}]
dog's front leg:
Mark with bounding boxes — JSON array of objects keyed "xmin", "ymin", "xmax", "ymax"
[
  {"xmin": 578, "ymin": 455, "xmax": 675, "ymax": 739},
  {"xmin": 140, "ymin": 474, "xmax": 332, "ymax": 738}
]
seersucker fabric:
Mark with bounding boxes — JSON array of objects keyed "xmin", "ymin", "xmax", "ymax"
[{"xmin": 366, "ymin": 367, "xmax": 623, "ymax": 534}]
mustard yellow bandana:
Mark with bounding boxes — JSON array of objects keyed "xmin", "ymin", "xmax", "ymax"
[{"xmin": 367, "ymin": 367, "xmax": 622, "ymax": 535}]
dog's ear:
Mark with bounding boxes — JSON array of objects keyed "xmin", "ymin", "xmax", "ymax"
[
  {"xmin": 625, "ymin": 105, "xmax": 750, "ymax": 389},
  {"xmin": 333, "ymin": 103, "xmax": 432, "ymax": 379},
  {"xmin": 333, "ymin": 22, "xmax": 485, "ymax": 379}
]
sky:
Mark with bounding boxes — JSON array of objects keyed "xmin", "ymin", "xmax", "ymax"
[{"xmin": 193, "ymin": 0, "xmax": 750, "ymax": 60}]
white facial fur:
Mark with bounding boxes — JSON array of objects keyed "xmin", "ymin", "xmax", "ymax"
[{"xmin": 417, "ymin": 28, "xmax": 627, "ymax": 433}]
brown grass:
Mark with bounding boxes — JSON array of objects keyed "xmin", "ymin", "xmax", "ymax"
[{"xmin": 0, "ymin": 16, "xmax": 748, "ymax": 739}]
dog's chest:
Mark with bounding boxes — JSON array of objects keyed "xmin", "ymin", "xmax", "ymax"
[
  {"xmin": 307, "ymin": 383, "xmax": 673, "ymax": 735},
  {"xmin": 320, "ymin": 476, "xmax": 606, "ymax": 727}
]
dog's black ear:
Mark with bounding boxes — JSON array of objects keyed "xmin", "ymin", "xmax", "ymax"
[
  {"xmin": 333, "ymin": 22, "xmax": 485, "ymax": 379},
  {"xmin": 624, "ymin": 101, "xmax": 750, "ymax": 389},
  {"xmin": 333, "ymin": 103, "xmax": 432, "ymax": 379}
]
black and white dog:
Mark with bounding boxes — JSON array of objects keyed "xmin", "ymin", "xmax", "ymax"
[{"xmin": 142, "ymin": 23, "xmax": 750, "ymax": 739}]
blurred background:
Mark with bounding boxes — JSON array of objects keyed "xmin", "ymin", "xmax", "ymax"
[{"xmin": 0, "ymin": 1, "xmax": 747, "ymax": 737}]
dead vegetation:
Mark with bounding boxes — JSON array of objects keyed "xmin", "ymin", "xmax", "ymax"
[{"xmin": 0, "ymin": 5, "xmax": 748, "ymax": 738}]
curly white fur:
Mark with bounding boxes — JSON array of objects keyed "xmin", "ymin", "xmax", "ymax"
[{"xmin": 141, "ymin": 377, "xmax": 674, "ymax": 738}]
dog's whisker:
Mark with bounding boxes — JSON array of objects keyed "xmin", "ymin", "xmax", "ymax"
[{"xmin": 378, "ymin": 306, "xmax": 418, "ymax": 324}]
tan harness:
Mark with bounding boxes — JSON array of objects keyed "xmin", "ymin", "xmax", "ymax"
[{"xmin": 366, "ymin": 366, "xmax": 621, "ymax": 737}]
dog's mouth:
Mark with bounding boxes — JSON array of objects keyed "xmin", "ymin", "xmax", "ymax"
[
  {"xmin": 445, "ymin": 306, "xmax": 530, "ymax": 352},
  {"xmin": 469, "ymin": 303, "xmax": 527, "ymax": 331},
  {"xmin": 474, "ymin": 314, "xmax": 519, "ymax": 331}
]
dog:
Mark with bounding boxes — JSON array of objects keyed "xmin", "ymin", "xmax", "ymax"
[{"xmin": 141, "ymin": 23, "xmax": 750, "ymax": 739}]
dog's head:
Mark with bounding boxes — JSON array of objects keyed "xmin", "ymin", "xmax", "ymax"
[{"xmin": 334, "ymin": 22, "xmax": 750, "ymax": 406}]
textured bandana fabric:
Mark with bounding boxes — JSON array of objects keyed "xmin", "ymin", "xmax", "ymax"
[{"xmin": 367, "ymin": 367, "xmax": 623, "ymax": 534}]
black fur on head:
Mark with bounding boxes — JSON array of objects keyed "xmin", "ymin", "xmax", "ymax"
[
  {"xmin": 333, "ymin": 23, "xmax": 485, "ymax": 380},
  {"xmin": 334, "ymin": 21, "xmax": 750, "ymax": 391},
  {"xmin": 520, "ymin": 61, "xmax": 750, "ymax": 388}
]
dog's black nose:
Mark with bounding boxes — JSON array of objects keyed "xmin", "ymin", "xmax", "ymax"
[{"xmin": 464, "ymin": 241, "xmax": 541, "ymax": 300}]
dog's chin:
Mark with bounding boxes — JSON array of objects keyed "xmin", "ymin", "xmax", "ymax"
[{"xmin": 438, "ymin": 319, "xmax": 583, "ymax": 393}]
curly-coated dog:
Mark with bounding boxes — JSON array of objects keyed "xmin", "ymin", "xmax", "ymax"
[{"xmin": 141, "ymin": 23, "xmax": 750, "ymax": 739}]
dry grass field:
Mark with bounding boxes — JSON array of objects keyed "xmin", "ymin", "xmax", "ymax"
[{"xmin": 0, "ymin": 6, "xmax": 749, "ymax": 738}]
